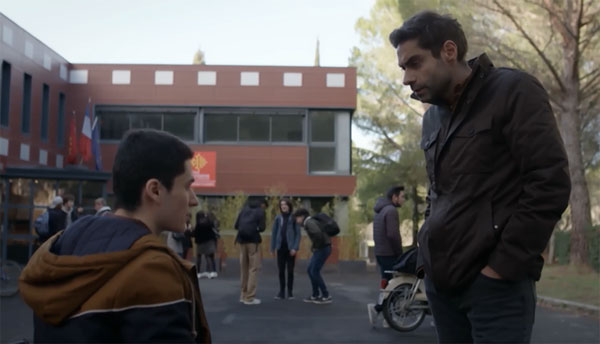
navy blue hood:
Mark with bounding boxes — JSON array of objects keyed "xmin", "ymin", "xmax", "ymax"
[{"xmin": 51, "ymin": 215, "xmax": 151, "ymax": 256}]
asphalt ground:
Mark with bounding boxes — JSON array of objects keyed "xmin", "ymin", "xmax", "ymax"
[{"xmin": 1, "ymin": 258, "xmax": 599, "ymax": 343}]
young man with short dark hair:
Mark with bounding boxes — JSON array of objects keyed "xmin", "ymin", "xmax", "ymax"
[
  {"xmin": 294, "ymin": 208, "xmax": 332, "ymax": 305},
  {"xmin": 368, "ymin": 185, "xmax": 405, "ymax": 325},
  {"xmin": 20, "ymin": 129, "xmax": 212, "ymax": 343},
  {"xmin": 389, "ymin": 11, "xmax": 570, "ymax": 343}
]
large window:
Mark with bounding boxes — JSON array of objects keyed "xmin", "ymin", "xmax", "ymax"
[
  {"xmin": 203, "ymin": 109, "xmax": 304, "ymax": 143},
  {"xmin": 97, "ymin": 107, "xmax": 196, "ymax": 141},
  {"xmin": 164, "ymin": 112, "xmax": 195, "ymax": 140},
  {"xmin": 308, "ymin": 110, "xmax": 351, "ymax": 174},
  {"xmin": 98, "ymin": 111, "xmax": 128, "ymax": 140},
  {"xmin": 130, "ymin": 112, "xmax": 161, "ymax": 130},
  {"xmin": 21, "ymin": 74, "xmax": 32, "ymax": 134},
  {"xmin": 57, "ymin": 93, "xmax": 65, "ymax": 146},
  {"xmin": 204, "ymin": 114, "xmax": 237, "ymax": 141},
  {"xmin": 310, "ymin": 111, "xmax": 335, "ymax": 142},
  {"xmin": 239, "ymin": 115, "xmax": 270, "ymax": 141},
  {"xmin": 272, "ymin": 116, "xmax": 303, "ymax": 141},
  {"xmin": 1, "ymin": 61, "xmax": 10, "ymax": 127},
  {"xmin": 41, "ymin": 83, "xmax": 49, "ymax": 141},
  {"xmin": 309, "ymin": 147, "xmax": 336, "ymax": 172}
]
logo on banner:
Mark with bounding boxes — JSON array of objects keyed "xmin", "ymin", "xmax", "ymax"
[{"xmin": 191, "ymin": 151, "xmax": 216, "ymax": 187}]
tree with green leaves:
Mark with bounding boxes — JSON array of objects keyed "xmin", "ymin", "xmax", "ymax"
[
  {"xmin": 469, "ymin": 0, "xmax": 599, "ymax": 266},
  {"xmin": 351, "ymin": 0, "xmax": 447, "ymax": 245},
  {"xmin": 352, "ymin": 0, "xmax": 599, "ymax": 264}
]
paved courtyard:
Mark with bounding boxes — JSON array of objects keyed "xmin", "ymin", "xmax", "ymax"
[{"xmin": 2, "ymin": 258, "xmax": 599, "ymax": 343}]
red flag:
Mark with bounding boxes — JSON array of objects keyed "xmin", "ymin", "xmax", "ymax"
[
  {"xmin": 66, "ymin": 112, "xmax": 78, "ymax": 164},
  {"xmin": 79, "ymin": 100, "xmax": 92, "ymax": 162}
]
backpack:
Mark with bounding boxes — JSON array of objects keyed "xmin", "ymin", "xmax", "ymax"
[
  {"xmin": 34, "ymin": 211, "xmax": 50, "ymax": 240},
  {"xmin": 312, "ymin": 213, "xmax": 340, "ymax": 237},
  {"xmin": 392, "ymin": 247, "xmax": 418, "ymax": 274},
  {"xmin": 236, "ymin": 208, "xmax": 261, "ymax": 242}
]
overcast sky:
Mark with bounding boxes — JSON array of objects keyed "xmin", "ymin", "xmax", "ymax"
[
  {"xmin": 0, "ymin": 0, "xmax": 375, "ymax": 66},
  {"xmin": 0, "ymin": 0, "xmax": 378, "ymax": 148}
]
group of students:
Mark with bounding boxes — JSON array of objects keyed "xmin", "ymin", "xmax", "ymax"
[
  {"xmin": 35, "ymin": 195, "xmax": 112, "ymax": 243},
  {"xmin": 234, "ymin": 198, "xmax": 334, "ymax": 306}
]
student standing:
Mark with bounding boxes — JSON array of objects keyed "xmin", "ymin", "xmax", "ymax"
[
  {"xmin": 294, "ymin": 208, "xmax": 332, "ymax": 304},
  {"xmin": 270, "ymin": 198, "xmax": 301, "ymax": 300},
  {"xmin": 194, "ymin": 210, "xmax": 219, "ymax": 279},
  {"xmin": 19, "ymin": 129, "xmax": 211, "ymax": 343}
]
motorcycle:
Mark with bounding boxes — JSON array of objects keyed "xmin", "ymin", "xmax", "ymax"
[{"xmin": 379, "ymin": 247, "xmax": 431, "ymax": 332}]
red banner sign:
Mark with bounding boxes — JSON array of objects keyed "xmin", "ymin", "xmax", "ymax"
[{"xmin": 191, "ymin": 151, "xmax": 216, "ymax": 188}]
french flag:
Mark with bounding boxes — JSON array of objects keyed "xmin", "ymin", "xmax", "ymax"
[
  {"xmin": 79, "ymin": 100, "xmax": 92, "ymax": 162},
  {"xmin": 91, "ymin": 115, "xmax": 102, "ymax": 170}
]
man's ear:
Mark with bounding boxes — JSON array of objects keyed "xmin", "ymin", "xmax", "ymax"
[
  {"xmin": 441, "ymin": 40, "xmax": 458, "ymax": 63},
  {"xmin": 143, "ymin": 178, "xmax": 162, "ymax": 204}
]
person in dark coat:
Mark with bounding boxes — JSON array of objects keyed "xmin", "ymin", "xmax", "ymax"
[
  {"xmin": 234, "ymin": 199, "xmax": 267, "ymax": 305},
  {"xmin": 193, "ymin": 210, "xmax": 219, "ymax": 279},
  {"xmin": 389, "ymin": 11, "xmax": 571, "ymax": 343},
  {"xmin": 368, "ymin": 186, "xmax": 405, "ymax": 325},
  {"xmin": 62, "ymin": 194, "xmax": 83, "ymax": 228},
  {"xmin": 270, "ymin": 198, "xmax": 301, "ymax": 300},
  {"xmin": 47, "ymin": 196, "xmax": 67, "ymax": 241}
]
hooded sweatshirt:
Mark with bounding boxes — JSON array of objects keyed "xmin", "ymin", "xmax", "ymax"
[
  {"xmin": 19, "ymin": 215, "xmax": 211, "ymax": 343},
  {"xmin": 373, "ymin": 197, "xmax": 403, "ymax": 257}
]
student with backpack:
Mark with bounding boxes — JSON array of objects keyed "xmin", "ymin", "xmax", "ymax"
[
  {"xmin": 234, "ymin": 199, "xmax": 267, "ymax": 305},
  {"xmin": 293, "ymin": 208, "xmax": 337, "ymax": 305}
]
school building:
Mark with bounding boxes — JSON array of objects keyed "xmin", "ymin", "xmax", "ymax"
[{"xmin": 0, "ymin": 13, "xmax": 357, "ymax": 262}]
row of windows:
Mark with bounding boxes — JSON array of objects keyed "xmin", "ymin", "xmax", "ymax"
[
  {"xmin": 99, "ymin": 111, "xmax": 195, "ymax": 141},
  {"xmin": 204, "ymin": 114, "xmax": 304, "ymax": 143},
  {"xmin": 0, "ymin": 61, "xmax": 66, "ymax": 145},
  {"xmin": 96, "ymin": 107, "xmax": 350, "ymax": 174},
  {"xmin": 97, "ymin": 109, "xmax": 337, "ymax": 144}
]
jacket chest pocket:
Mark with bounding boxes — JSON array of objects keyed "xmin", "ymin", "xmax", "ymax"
[
  {"xmin": 420, "ymin": 129, "xmax": 440, "ymax": 182},
  {"xmin": 445, "ymin": 124, "xmax": 493, "ymax": 174}
]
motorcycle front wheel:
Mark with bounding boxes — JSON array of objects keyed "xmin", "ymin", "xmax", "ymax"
[{"xmin": 382, "ymin": 283, "xmax": 426, "ymax": 332}]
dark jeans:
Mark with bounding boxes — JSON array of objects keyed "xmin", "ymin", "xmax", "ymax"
[
  {"xmin": 277, "ymin": 248, "xmax": 296, "ymax": 293},
  {"xmin": 307, "ymin": 245, "xmax": 332, "ymax": 298},
  {"xmin": 375, "ymin": 255, "xmax": 398, "ymax": 311},
  {"xmin": 425, "ymin": 273, "xmax": 536, "ymax": 344},
  {"xmin": 376, "ymin": 255, "xmax": 398, "ymax": 281}
]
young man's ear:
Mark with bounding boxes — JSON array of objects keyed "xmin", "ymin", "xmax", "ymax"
[
  {"xmin": 441, "ymin": 40, "xmax": 458, "ymax": 63},
  {"xmin": 143, "ymin": 178, "xmax": 162, "ymax": 204}
]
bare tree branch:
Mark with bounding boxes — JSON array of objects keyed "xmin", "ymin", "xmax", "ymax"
[
  {"xmin": 491, "ymin": 0, "xmax": 567, "ymax": 93},
  {"xmin": 384, "ymin": 84, "xmax": 424, "ymax": 118},
  {"xmin": 581, "ymin": 69, "xmax": 600, "ymax": 90},
  {"xmin": 530, "ymin": 0, "xmax": 578, "ymax": 40},
  {"xmin": 487, "ymin": 43, "xmax": 527, "ymax": 71},
  {"xmin": 371, "ymin": 117, "xmax": 403, "ymax": 151},
  {"xmin": 581, "ymin": 79, "xmax": 600, "ymax": 100},
  {"xmin": 579, "ymin": 32, "xmax": 598, "ymax": 53}
]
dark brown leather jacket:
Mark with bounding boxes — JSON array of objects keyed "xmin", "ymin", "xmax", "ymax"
[{"xmin": 418, "ymin": 54, "xmax": 571, "ymax": 292}]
